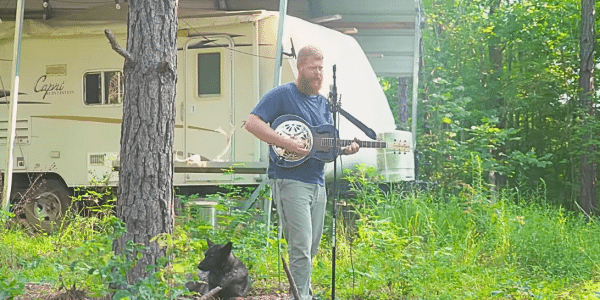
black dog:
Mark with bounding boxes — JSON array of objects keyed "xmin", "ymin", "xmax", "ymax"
[{"xmin": 197, "ymin": 239, "xmax": 250, "ymax": 299}]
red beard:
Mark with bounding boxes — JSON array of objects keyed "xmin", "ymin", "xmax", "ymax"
[{"xmin": 297, "ymin": 76, "xmax": 322, "ymax": 95}]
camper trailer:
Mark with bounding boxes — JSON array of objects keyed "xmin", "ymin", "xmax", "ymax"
[{"xmin": 0, "ymin": 10, "xmax": 414, "ymax": 229}]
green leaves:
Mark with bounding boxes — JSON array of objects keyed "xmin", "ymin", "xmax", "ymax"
[
  {"xmin": 112, "ymin": 290, "xmax": 135, "ymax": 300},
  {"xmin": 4, "ymin": 170, "xmax": 600, "ymax": 299},
  {"xmin": 0, "ymin": 274, "xmax": 25, "ymax": 299},
  {"xmin": 383, "ymin": 0, "xmax": 587, "ymax": 201}
]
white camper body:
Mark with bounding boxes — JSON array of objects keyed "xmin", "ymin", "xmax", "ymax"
[{"xmin": 1, "ymin": 11, "xmax": 414, "ymax": 194}]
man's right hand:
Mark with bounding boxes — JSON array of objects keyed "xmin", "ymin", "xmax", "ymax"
[
  {"xmin": 283, "ymin": 136, "xmax": 309, "ymax": 156},
  {"xmin": 245, "ymin": 114, "xmax": 309, "ymax": 156}
]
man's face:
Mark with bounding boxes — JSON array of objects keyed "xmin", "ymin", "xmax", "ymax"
[{"xmin": 297, "ymin": 56, "xmax": 324, "ymax": 95}]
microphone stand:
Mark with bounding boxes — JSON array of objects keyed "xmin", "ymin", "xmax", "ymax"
[
  {"xmin": 328, "ymin": 64, "xmax": 378, "ymax": 299},
  {"xmin": 328, "ymin": 64, "xmax": 340, "ymax": 300}
]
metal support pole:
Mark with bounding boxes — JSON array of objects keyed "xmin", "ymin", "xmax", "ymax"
[
  {"xmin": 272, "ymin": 0, "xmax": 289, "ymax": 295},
  {"xmin": 329, "ymin": 65, "xmax": 339, "ymax": 300},
  {"xmin": 2, "ymin": 0, "xmax": 26, "ymax": 214},
  {"xmin": 272, "ymin": 0, "xmax": 288, "ymax": 88},
  {"xmin": 411, "ymin": 0, "xmax": 422, "ymax": 150}
]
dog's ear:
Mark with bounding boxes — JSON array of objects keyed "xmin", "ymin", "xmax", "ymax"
[
  {"xmin": 207, "ymin": 239, "xmax": 214, "ymax": 247},
  {"xmin": 223, "ymin": 241, "xmax": 233, "ymax": 255}
]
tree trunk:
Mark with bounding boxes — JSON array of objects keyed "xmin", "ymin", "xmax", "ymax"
[
  {"xmin": 113, "ymin": 0, "xmax": 178, "ymax": 284},
  {"xmin": 487, "ymin": 0, "xmax": 503, "ymax": 114},
  {"xmin": 397, "ymin": 77, "xmax": 410, "ymax": 130},
  {"xmin": 486, "ymin": 0, "xmax": 508, "ymax": 188},
  {"xmin": 579, "ymin": 0, "xmax": 597, "ymax": 215}
]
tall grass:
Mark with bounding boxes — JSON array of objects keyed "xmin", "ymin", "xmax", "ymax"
[
  {"xmin": 312, "ymin": 165, "xmax": 600, "ymax": 299},
  {"xmin": 2, "ymin": 170, "xmax": 600, "ymax": 299}
]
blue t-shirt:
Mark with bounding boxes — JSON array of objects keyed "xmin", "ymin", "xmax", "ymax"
[{"xmin": 251, "ymin": 82, "xmax": 332, "ymax": 186}]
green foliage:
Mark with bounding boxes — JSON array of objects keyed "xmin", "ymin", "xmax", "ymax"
[
  {"xmin": 325, "ymin": 167, "xmax": 600, "ymax": 299},
  {"xmin": 176, "ymin": 183, "xmax": 282, "ymax": 287},
  {"xmin": 343, "ymin": 163, "xmax": 386, "ymax": 208},
  {"xmin": 71, "ymin": 177, "xmax": 118, "ymax": 220},
  {"xmin": 379, "ymin": 77, "xmax": 401, "ymax": 127},
  {"xmin": 379, "ymin": 0, "xmax": 599, "ymax": 206},
  {"xmin": 0, "ymin": 273, "xmax": 25, "ymax": 299},
  {"xmin": 4, "ymin": 167, "xmax": 600, "ymax": 299}
]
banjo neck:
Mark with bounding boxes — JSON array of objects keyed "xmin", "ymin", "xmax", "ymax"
[{"xmin": 320, "ymin": 138, "xmax": 388, "ymax": 149}]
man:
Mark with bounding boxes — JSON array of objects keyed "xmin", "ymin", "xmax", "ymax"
[{"xmin": 244, "ymin": 45, "xmax": 359, "ymax": 300}]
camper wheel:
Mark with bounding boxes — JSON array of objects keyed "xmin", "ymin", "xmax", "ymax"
[{"xmin": 24, "ymin": 179, "xmax": 71, "ymax": 233}]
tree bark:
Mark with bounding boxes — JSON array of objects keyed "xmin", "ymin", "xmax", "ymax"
[
  {"xmin": 487, "ymin": 0, "xmax": 506, "ymax": 187},
  {"xmin": 397, "ymin": 77, "xmax": 410, "ymax": 130},
  {"xmin": 113, "ymin": 0, "xmax": 178, "ymax": 284},
  {"xmin": 487, "ymin": 0, "xmax": 503, "ymax": 114},
  {"xmin": 579, "ymin": 0, "xmax": 597, "ymax": 215}
]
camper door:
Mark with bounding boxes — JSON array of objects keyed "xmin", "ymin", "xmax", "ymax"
[{"xmin": 183, "ymin": 36, "xmax": 234, "ymax": 181}]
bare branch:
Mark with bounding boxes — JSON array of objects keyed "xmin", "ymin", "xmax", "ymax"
[
  {"xmin": 282, "ymin": 255, "xmax": 301, "ymax": 300},
  {"xmin": 104, "ymin": 29, "xmax": 133, "ymax": 62},
  {"xmin": 199, "ymin": 286, "xmax": 222, "ymax": 300}
]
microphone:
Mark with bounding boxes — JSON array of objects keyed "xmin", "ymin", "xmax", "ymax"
[
  {"xmin": 328, "ymin": 84, "xmax": 335, "ymax": 111},
  {"xmin": 328, "ymin": 65, "xmax": 338, "ymax": 112}
]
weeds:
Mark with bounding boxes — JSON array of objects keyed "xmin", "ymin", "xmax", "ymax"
[
  {"xmin": 2, "ymin": 165, "xmax": 600, "ymax": 299},
  {"xmin": 0, "ymin": 273, "xmax": 25, "ymax": 299}
]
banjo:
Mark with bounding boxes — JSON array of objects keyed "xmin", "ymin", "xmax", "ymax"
[{"xmin": 270, "ymin": 114, "xmax": 410, "ymax": 168}]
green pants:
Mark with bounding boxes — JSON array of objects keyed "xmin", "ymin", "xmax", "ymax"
[{"xmin": 271, "ymin": 179, "xmax": 327, "ymax": 300}]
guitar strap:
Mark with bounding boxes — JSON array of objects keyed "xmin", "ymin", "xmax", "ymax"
[{"xmin": 338, "ymin": 107, "xmax": 377, "ymax": 140}]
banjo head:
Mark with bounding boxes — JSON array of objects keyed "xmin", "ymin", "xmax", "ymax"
[{"xmin": 272, "ymin": 119, "xmax": 313, "ymax": 162}]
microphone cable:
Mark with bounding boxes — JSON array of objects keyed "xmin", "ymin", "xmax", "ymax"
[{"xmin": 337, "ymin": 141, "xmax": 357, "ymax": 299}]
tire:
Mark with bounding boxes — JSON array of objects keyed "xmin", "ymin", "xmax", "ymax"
[{"xmin": 24, "ymin": 179, "xmax": 72, "ymax": 233}]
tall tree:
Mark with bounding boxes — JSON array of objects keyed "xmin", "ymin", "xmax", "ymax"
[
  {"xmin": 578, "ymin": 0, "xmax": 597, "ymax": 215},
  {"xmin": 417, "ymin": 0, "xmax": 582, "ymax": 201},
  {"xmin": 486, "ymin": 0, "xmax": 505, "ymax": 187},
  {"xmin": 108, "ymin": 0, "xmax": 178, "ymax": 283}
]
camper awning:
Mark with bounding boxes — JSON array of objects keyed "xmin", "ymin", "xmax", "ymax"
[
  {"xmin": 209, "ymin": 0, "xmax": 421, "ymax": 78},
  {"xmin": 0, "ymin": 0, "xmax": 419, "ymax": 78}
]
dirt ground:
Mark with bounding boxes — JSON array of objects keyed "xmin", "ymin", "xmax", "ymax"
[{"xmin": 17, "ymin": 283, "xmax": 291, "ymax": 300}]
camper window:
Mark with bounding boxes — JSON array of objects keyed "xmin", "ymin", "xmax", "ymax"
[
  {"xmin": 197, "ymin": 52, "xmax": 221, "ymax": 97},
  {"xmin": 85, "ymin": 73, "xmax": 101, "ymax": 104},
  {"xmin": 84, "ymin": 71, "xmax": 123, "ymax": 105}
]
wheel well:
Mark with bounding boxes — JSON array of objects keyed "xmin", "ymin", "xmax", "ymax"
[
  {"xmin": 38, "ymin": 173, "xmax": 69, "ymax": 190},
  {"xmin": 10, "ymin": 172, "xmax": 71, "ymax": 203}
]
